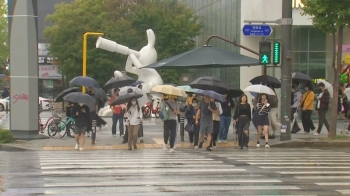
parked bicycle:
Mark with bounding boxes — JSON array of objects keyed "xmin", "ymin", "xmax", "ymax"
[
  {"xmin": 39, "ymin": 107, "xmax": 75, "ymax": 138},
  {"xmin": 143, "ymin": 98, "xmax": 161, "ymax": 118}
]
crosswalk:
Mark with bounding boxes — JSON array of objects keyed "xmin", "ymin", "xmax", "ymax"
[{"xmin": 203, "ymin": 148, "xmax": 350, "ymax": 195}]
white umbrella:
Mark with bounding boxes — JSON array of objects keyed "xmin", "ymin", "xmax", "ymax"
[
  {"xmin": 243, "ymin": 84, "xmax": 275, "ymax": 95},
  {"xmin": 119, "ymin": 87, "xmax": 149, "ymax": 106},
  {"xmin": 316, "ymin": 79, "xmax": 333, "ymax": 98},
  {"xmin": 152, "ymin": 85, "xmax": 187, "ymax": 97}
]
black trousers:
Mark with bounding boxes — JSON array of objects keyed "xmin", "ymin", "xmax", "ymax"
[
  {"xmin": 87, "ymin": 112, "xmax": 96, "ymax": 133},
  {"xmin": 291, "ymin": 107, "xmax": 300, "ymax": 132},
  {"xmin": 211, "ymin": 120, "xmax": 220, "ymax": 146},
  {"xmin": 188, "ymin": 124, "xmax": 200, "ymax": 146},
  {"xmin": 301, "ymin": 110, "xmax": 315, "ymax": 132},
  {"xmin": 237, "ymin": 116, "xmax": 250, "ymax": 147},
  {"xmin": 163, "ymin": 120, "xmax": 177, "ymax": 148},
  {"xmin": 316, "ymin": 110, "xmax": 329, "ymax": 133}
]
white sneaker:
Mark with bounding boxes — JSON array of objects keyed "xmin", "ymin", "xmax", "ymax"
[
  {"xmin": 218, "ymin": 140, "xmax": 222, "ymax": 144},
  {"xmin": 174, "ymin": 145, "xmax": 177, "ymax": 149},
  {"xmin": 169, "ymin": 148, "xmax": 175, "ymax": 153},
  {"xmin": 265, "ymin": 144, "xmax": 270, "ymax": 149},
  {"xmin": 194, "ymin": 146, "xmax": 199, "ymax": 149},
  {"xmin": 163, "ymin": 144, "xmax": 168, "ymax": 150},
  {"xmin": 313, "ymin": 132, "xmax": 320, "ymax": 136},
  {"xmin": 256, "ymin": 144, "xmax": 260, "ymax": 148},
  {"xmin": 223, "ymin": 140, "xmax": 228, "ymax": 144},
  {"xmin": 75, "ymin": 144, "xmax": 79, "ymax": 150},
  {"xmin": 79, "ymin": 147, "xmax": 84, "ymax": 151}
]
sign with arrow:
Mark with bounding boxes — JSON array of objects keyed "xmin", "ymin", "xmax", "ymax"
[{"xmin": 242, "ymin": 24, "xmax": 273, "ymax": 37}]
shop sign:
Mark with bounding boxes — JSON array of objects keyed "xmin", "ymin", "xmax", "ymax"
[
  {"xmin": 292, "ymin": 0, "xmax": 304, "ymax": 8},
  {"xmin": 336, "ymin": 45, "xmax": 350, "ymax": 52},
  {"xmin": 39, "ymin": 65, "xmax": 61, "ymax": 79}
]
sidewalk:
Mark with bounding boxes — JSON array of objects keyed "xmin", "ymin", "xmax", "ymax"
[{"xmin": 3, "ymin": 115, "xmax": 349, "ymax": 151}]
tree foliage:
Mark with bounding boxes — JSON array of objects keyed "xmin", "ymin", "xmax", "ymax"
[
  {"xmin": 44, "ymin": 0, "xmax": 201, "ymax": 85},
  {"xmin": 301, "ymin": 0, "xmax": 350, "ymax": 138},
  {"xmin": 0, "ymin": 1, "xmax": 8, "ymax": 68}
]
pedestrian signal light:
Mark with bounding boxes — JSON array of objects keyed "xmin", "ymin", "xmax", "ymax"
[
  {"xmin": 273, "ymin": 42, "xmax": 281, "ymax": 65},
  {"xmin": 259, "ymin": 42, "xmax": 271, "ymax": 65}
]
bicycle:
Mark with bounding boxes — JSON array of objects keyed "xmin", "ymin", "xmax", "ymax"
[
  {"xmin": 39, "ymin": 107, "xmax": 74, "ymax": 138},
  {"xmin": 143, "ymin": 98, "xmax": 161, "ymax": 118}
]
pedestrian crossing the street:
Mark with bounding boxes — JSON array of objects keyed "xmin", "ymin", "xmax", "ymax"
[
  {"xmin": 33, "ymin": 149, "xmax": 320, "ymax": 196},
  {"xmin": 204, "ymin": 148, "xmax": 350, "ymax": 195}
]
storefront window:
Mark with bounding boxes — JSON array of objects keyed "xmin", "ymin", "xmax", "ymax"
[
  {"xmin": 293, "ymin": 26, "xmax": 309, "ymax": 51},
  {"xmin": 309, "ymin": 28, "xmax": 327, "ymax": 51},
  {"xmin": 39, "ymin": 79, "xmax": 62, "ymax": 99}
]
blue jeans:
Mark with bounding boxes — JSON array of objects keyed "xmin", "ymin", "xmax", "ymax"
[
  {"xmin": 219, "ymin": 116, "xmax": 231, "ymax": 140},
  {"xmin": 112, "ymin": 114, "xmax": 124, "ymax": 135}
]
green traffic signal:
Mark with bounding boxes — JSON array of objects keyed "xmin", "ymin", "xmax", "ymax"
[
  {"xmin": 260, "ymin": 53, "xmax": 270, "ymax": 64},
  {"xmin": 273, "ymin": 42, "xmax": 281, "ymax": 64}
]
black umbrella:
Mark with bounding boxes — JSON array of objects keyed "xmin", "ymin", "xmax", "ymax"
[
  {"xmin": 110, "ymin": 88, "xmax": 143, "ymax": 106},
  {"xmin": 225, "ymin": 86, "xmax": 244, "ymax": 98},
  {"xmin": 70, "ymin": 76, "xmax": 100, "ymax": 88},
  {"xmin": 143, "ymin": 46, "xmax": 260, "ymax": 68},
  {"xmin": 55, "ymin": 87, "xmax": 80, "ymax": 102},
  {"xmin": 292, "ymin": 72, "xmax": 312, "ymax": 83},
  {"xmin": 189, "ymin": 76, "xmax": 228, "ymax": 93},
  {"xmin": 92, "ymin": 88, "xmax": 108, "ymax": 102},
  {"xmin": 63, "ymin": 92, "xmax": 95, "ymax": 105},
  {"xmin": 250, "ymin": 76, "xmax": 281, "ymax": 88},
  {"xmin": 131, "ymin": 80, "xmax": 144, "ymax": 86},
  {"xmin": 104, "ymin": 75, "xmax": 137, "ymax": 89}
]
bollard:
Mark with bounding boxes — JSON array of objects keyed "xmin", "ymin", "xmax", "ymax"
[
  {"xmin": 91, "ymin": 120, "xmax": 97, "ymax": 145},
  {"xmin": 138, "ymin": 121, "xmax": 144, "ymax": 143},
  {"xmin": 180, "ymin": 116, "xmax": 184, "ymax": 141},
  {"xmin": 5, "ymin": 102, "xmax": 8, "ymax": 114}
]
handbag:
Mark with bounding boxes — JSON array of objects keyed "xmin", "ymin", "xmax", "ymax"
[
  {"xmin": 185, "ymin": 123, "xmax": 194, "ymax": 133},
  {"xmin": 160, "ymin": 102, "xmax": 174, "ymax": 121}
]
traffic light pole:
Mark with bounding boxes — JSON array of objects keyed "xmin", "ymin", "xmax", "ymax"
[{"xmin": 280, "ymin": 0, "xmax": 293, "ymax": 141}]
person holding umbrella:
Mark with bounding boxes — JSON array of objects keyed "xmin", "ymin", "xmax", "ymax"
[
  {"xmin": 195, "ymin": 95, "xmax": 220, "ymax": 151},
  {"xmin": 218, "ymin": 93, "xmax": 234, "ymax": 144},
  {"xmin": 109, "ymin": 88, "xmax": 125, "ymax": 137},
  {"xmin": 256, "ymin": 93, "xmax": 271, "ymax": 149},
  {"xmin": 291, "ymin": 83, "xmax": 302, "ymax": 133},
  {"xmin": 73, "ymin": 102, "xmax": 90, "ymax": 150},
  {"xmin": 125, "ymin": 97, "xmax": 143, "ymax": 150},
  {"xmin": 185, "ymin": 98, "xmax": 200, "ymax": 148},
  {"xmin": 211, "ymin": 97, "xmax": 222, "ymax": 149},
  {"xmin": 161, "ymin": 95, "xmax": 180, "ymax": 153}
]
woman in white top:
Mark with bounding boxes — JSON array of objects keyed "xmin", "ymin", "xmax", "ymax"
[{"xmin": 126, "ymin": 97, "xmax": 143, "ymax": 150}]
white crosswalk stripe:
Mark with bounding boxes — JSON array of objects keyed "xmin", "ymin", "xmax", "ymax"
[
  {"xmin": 206, "ymin": 148, "xmax": 350, "ymax": 195},
  {"xmin": 37, "ymin": 150, "xmax": 302, "ymax": 195}
]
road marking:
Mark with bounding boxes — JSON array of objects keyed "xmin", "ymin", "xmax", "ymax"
[{"xmin": 295, "ymin": 176, "xmax": 350, "ymax": 179}]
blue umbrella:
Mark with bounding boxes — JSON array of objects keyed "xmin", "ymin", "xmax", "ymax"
[
  {"xmin": 70, "ymin": 76, "xmax": 100, "ymax": 88},
  {"xmin": 195, "ymin": 90, "xmax": 225, "ymax": 102}
]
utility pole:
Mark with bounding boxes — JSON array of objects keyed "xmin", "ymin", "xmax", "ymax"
[{"xmin": 280, "ymin": 0, "xmax": 293, "ymax": 141}]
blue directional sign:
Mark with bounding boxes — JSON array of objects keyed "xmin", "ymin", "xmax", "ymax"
[{"xmin": 242, "ymin": 24, "xmax": 273, "ymax": 37}]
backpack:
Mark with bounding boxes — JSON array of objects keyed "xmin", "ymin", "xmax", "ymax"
[{"xmin": 159, "ymin": 102, "xmax": 173, "ymax": 121}]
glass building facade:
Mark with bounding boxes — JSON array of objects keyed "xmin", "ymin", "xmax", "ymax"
[{"xmin": 182, "ymin": 0, "xmax": 241, "ymax": 86}]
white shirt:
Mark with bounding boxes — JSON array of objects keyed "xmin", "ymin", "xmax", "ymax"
[
  {"xmin": 291, "ymin": 90, "xmax": 302, "ymax": 108},
  {"xmin": 128, "ymin": 106, "xmax": 143, "ymax": 125},
  {"xmin": 317, "ymin": 93, "xmax": 323, "ymax": 109},
  {"xmin": 216, "ymin": 102, "xmax": 223, "ymax": 115}
]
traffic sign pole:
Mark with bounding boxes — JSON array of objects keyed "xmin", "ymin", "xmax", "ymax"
[{"xmin": 280, "ymin": 0, "xmax": 293, "ymax": 141}]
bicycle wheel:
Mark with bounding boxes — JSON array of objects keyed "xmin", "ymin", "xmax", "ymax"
[
  {"xmin": 143, "ymin": 106, "xmax": 151, "ymax": 118},
  {"xmin": 66, "ymin": 123, "xmax": 75, "ymax": 138},
  {"xmin": 47, "ymin": 120, "xmax": 66, "ymax": 139},
  {"xmin": 155, "ymin": 108, "xmax": 160, "ymax": 118}
]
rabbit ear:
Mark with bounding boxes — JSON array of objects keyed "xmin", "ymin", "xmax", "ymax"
[{"xmin": 147, "ymin": 29, "xmax": 156, "ymax": 47}]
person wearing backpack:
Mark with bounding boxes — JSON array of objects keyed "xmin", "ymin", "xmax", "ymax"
[
  {"xmin": 291, "ymin": 83, "xmax": 302, "ymax": 133},
  {"xmin": 109, "ymin": 89, "xmax": 125, "ymax": 136},
  {"xmin": 161, "ymin": 95, "xmax": 180, "ymax": 153}
]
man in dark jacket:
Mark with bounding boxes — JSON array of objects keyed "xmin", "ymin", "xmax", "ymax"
[
  {"xmin": 314, "ymin": 82, "xmax": 330, "ymax": 135},
  {"xmin": 218, "ymin": 93, "xmax": 235, "ymax": 143},
  {"xmin": 73, "ymin": 103, "xmax": 90, "ymax": 150},
  {"xmin": 86, "ymin": 87, "xmax": 98, "ymax": 137}
]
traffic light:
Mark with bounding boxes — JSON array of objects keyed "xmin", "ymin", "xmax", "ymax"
[
  {"xmin": 273, "ymin": 42, "xmax": 281, "ymax": 65},
  {"xmin": 259, "ymin": 42, "xmax": 271, "ymax": 65}
]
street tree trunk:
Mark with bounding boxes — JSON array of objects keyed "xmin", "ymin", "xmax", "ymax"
[{"xmin": 329, "ymin": 26, "xmax": 344, "ymax": 138}]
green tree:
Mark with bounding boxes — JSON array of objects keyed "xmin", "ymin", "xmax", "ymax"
[
  {"xmin": 44, "ymin": 0, "xmax": 201, "ymax": 86},
  {"xmin": 302, "ymin": 0, "xmax": 350, "ymax": 138},
  {"xmin": 0, "ymin": 1, "xmax": 8, "ymax": 70}
]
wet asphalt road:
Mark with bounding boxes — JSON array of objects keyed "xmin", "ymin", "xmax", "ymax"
[{"xmin": 1, "ymin": 147, "xmax": 350, "ymax": 196}]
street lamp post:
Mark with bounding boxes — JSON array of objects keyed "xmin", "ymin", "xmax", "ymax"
[{"xmin": 82, "ymin": 32, "xmax": 104, "ymax": 92}]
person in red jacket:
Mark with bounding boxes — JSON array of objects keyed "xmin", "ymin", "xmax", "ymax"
[{"xmin": 109, "ymin": 89, "xmax": 126, "ymax": 136}]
